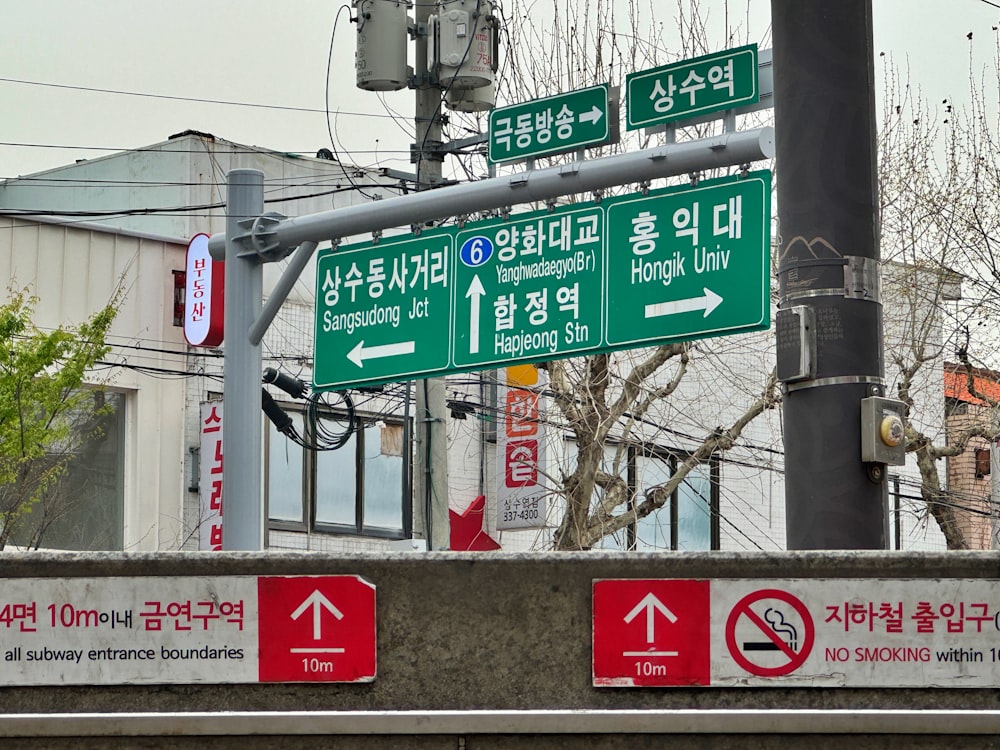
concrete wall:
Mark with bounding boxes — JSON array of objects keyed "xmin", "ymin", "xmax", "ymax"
[{"xmin": 3, "ymin": 551, "xmax": 1000, "ymax": 747}]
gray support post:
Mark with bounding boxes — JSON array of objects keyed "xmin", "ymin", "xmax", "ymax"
[
  {"xmin": 207, "ymin": 130, "xmax": 776, "ymax": 259},
  {"xmin": 249, "ymin": 241, "xmax": 318, "ymax": 346},
  {"xmin": 413, "ymin": 0, "xmax": 451, "ymax": 551},
  {"xmin": 221, "ymin": 170, "xmax": 266, "ymax": 551},
  {"xmin": 772, "ymin": 1, "xmax": 887, "ymax": 548}
]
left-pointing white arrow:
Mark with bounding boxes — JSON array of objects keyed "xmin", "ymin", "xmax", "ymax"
[
  {"xmin": 578, "ymin": 104, "xmax": 604, "ymax": 125},
  {"xmin": 291, "ymin": 589, "xmax": 344, "ymax": 640},
  {"xmin": 347, "ymin": 339, "xmax": 416, "ymax": 368},
  {"xmin": 644, "ymin": 287, "xmax": 723, "ymax": 320}
]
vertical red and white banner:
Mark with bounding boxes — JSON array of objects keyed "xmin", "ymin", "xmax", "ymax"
[
  {"xmin": 199, "ymin": 401, "xmax": 224, "ymax": 551},
  {"xmin": 496, "ymin": 364, "xmax": 547, "ymax": 530},
  {"xmin": 184, "ymin": 233, "xmax": 225, "ymax": 347}
]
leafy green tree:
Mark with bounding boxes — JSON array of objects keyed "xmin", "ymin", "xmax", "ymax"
[{"xmin": 0, "ymin": 287, "xmax": 117, "ymax": 550}]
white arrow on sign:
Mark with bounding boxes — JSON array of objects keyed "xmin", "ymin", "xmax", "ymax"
[
  {"xmin": 644, "ymin": 287, "xmax": 723, "ymax": 320},
  {"xmin": 291, "ymin": 589, "xmax": 344, "ymax": 640},
  {"xmin": 466, "ymin": 274, "xmax": 485, "ymax": 354},
  {"xmin": 578, "ymin": 105, "xmax": 605, "ymax": 125},
  {"xmin": 347, "ymin": 339, "xmax": 416, "ymax": 368},
  {"xmin": 624, "ymin": 592, "xmax": 678, "ymax": 644}
]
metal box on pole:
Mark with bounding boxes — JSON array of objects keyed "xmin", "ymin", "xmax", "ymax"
[
  {"xmin": 435, "ymin": 0, "xmax": 494, "ymax": 89},
  {"xmin": 354, "ymin": 0, "xmax": 410, "ymax": 92},
  {"xmin": 445, "ymin": 81, "xmax": 495, "ymax": 112}
]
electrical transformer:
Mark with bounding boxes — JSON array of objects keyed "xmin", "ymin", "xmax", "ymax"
[
  {"xmin": 354, "ymin": 0, "xmax": 410, "ymax": 91},
  {"xmin": 434, "ymin": 0, "xmax": 495, "ymax": 89},
  {"xmin": 445, "ymin": 81, "xmax": 495, "ymax": 112}
]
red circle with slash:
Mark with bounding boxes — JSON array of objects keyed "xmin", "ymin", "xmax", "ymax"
[{"xmin": 725, "ymin": 588, "xmax": 814, "ymax": 677}]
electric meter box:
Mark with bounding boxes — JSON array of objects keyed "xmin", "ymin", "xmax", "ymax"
[
  {"xmin": 355, "ymin": 0, "xmax": 410, "ymax": 91},
  {"xmin": 437, "ymin": 0, "xmax": 494, "ymax": 89},
  {"xmin": 861, "ymin": 396, "xmax": 907, "ymax": 466}
]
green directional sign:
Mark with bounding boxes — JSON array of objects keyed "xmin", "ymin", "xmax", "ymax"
[
  {"xmin": 488, "ymin": 84, "xmax": 611, "ymax": 164},
  {"xmin": 313, "ymin": 172, "xmax": 771, "ymax": 392},
  {"xmin": 314, "ymin": 232, "xmax": 453, "ymax": 390},
  {"xmin": 605, "ymin": 171, "xmax": 771, "ymax": 347},
  {"xmin": 452, "ymin": 204, "xmax": 605, "ymax": 368},
  {"xmin": 626, "ymin": 44, "xmax": 759, "ymax": 130}
]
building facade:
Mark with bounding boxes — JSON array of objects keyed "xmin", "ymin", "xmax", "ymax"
[{"xmin": 0, "ymin": 132, "xmax": 955, "ymax": 553}]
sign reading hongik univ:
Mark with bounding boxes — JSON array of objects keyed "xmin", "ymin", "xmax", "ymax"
[{"xmin": 0, "ymin": 575, "xmax": 375, "ymax": 684}]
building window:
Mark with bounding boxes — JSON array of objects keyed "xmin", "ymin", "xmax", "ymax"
[
  {"xmin": 266, "ymin": 406, "xmax": 410, "ymax": 539},
  {"xmin": 582, "ymin": 442, "xmax": 719, "ymax": 551},
  {"xmin": 4, "ymin": 390, "xmax": 125, "ymax": 551},
  {"xmin": 975, "ymin": 448, "xmax": 991, "ymax": 479},
  {"xmin": 171, "ymin": 270, "xmax": 186, "ymax": 327}
]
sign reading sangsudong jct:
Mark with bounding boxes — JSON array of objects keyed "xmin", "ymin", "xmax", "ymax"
[
  {"xmin": 0, "ymin": 575, "xmax": 376, "ymax": 685},
  {"xmin": 594, "ymin": 578, "xmax": 1000, "ymax": 688}
]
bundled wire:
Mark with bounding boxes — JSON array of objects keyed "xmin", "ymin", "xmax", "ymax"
[{"xmin": 261, "ymin": 367, "xmax": 358, "ymax": 451}]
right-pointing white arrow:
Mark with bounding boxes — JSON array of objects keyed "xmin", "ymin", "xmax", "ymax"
[
  {"xmin": 578, "ymin": 105, "xmax": 605, "ymax": 125},
  {"xmin": 644, "ymin": 288, "xmax": 723, "ymax": 320},
  {"xmin": 624, "ymin": 592, "xmax": 678, "ymax": 644}
]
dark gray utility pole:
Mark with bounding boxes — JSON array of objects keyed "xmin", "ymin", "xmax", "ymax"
[
  {"xmin": 412, "ymin": 0, "xmax": 451, "ymax": 551},
  {"xmin": 772, "ymin": 0, "xmax": 889, "ymax": 549}
]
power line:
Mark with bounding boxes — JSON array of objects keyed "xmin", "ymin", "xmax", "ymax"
[
  {"xmin": 0, "ymin": 183, "xmax": 402, "ymax": 219},
  {"xmin": 0, "ymin": 77, "xmax": 408, "ymax": 119}
]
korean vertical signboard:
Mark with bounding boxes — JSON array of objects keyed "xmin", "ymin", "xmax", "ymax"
[
  {"xmin": 496, "ymin": 365, "xmax": 547, "ymax": 530},
  {"xmin": 198, "ymin": 401, "xmax": 224, "ymax": 551}
]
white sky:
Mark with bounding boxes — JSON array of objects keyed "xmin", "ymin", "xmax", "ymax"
[{"xmin": 0, "ymin": 0, "xmax": 997, "ymax": 180}]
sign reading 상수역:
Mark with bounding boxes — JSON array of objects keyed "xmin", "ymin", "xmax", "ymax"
[
  {"xmin": 594, "ymin": 578, "xmax": 1000, "ymax": 688},
  {"xmin": 626, "ymin": 44, "xmax": 759, "ymax": 130}
]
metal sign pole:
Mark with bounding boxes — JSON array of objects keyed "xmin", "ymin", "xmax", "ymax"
[{"xmin": 221, "ymin": 169, "xmax": 266, "ymax": 551}]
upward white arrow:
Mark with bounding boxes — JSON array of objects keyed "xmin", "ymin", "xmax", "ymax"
[
  {"xmin": 291, "ymin": 589, "xmax": 344, "ymax": 640},
  {"xmin": 465, "ymin": 274, "xmax": 486, "ymax": 354},
  {"xmin": 623, "ymin": 592, "xmax": 678, "ymax": 644},
  {"xmin": 578, "ymin": 105, "xmax": 604, "ymax": 125}
]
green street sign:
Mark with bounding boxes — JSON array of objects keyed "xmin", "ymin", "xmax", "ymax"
[
  {"xmin": 626, "ymin": 44, "xmax": 759, "ymax": 130},
  {"xmin": 314, "ymin": 232, "xmax": 453, "ymax": 390},
  {"xmin": 452, "ymin": 204, "xmax": 605, "ymax": 368},
  {"xmin": 605, "ymin": 172, "xmax": 771, "ymax": 347},
  {"xmin": 488, "ymin": 84, "xmax": 611, "ymax": 164},
  {"xmin": 313, "ymin": 172, "xmax": 771, "ymax": 392}
]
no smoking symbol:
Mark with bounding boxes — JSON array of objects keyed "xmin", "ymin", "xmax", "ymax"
[{"xmin": 725, "ymin": 589, "xmax": 814, "ymax": 677}]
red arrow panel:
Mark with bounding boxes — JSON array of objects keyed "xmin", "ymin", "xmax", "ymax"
[
  {"xmin": 592, "ymin": 578, "xmax": 710, "ymax": 686},
  {"xmin": 257, "ymin": 575, "xmax": 376, "ymax": 683}
]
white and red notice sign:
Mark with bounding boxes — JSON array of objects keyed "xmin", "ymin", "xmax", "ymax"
[
  {"xmin": 0, "ymin": 575, "xmax": 375, "ymax": 685},
  {"xmin": 198, "ymin": 401, "xmax": 224, "ymax": 551},
  {"xmin": 594, "ymin": 578, "xmax": 1000, "ymax": 688}
]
